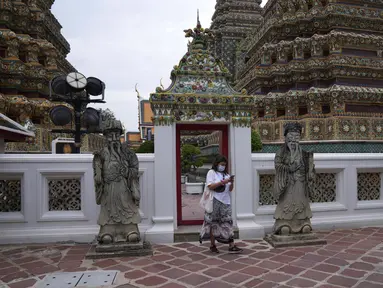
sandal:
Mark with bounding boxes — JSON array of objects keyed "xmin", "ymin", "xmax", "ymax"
[
  {"xmin": 228, "ymin": 245, "xmax": 243, "ymax": 254},
  {"xmin": 210, "ymin": 245, "xmax": 219, "ymax": 253}
]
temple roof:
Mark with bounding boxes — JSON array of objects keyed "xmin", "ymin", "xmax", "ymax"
[
  {"xmin": 150, "ymin": 14, "xmax": 252, "ymax": 127},
  {"xmin": 0, "ymin": 113, "xmax": 35, "ymax": 142},
  {"xmin": 156, "ymin": 13, "xmax": 241, "ymax": 96}
]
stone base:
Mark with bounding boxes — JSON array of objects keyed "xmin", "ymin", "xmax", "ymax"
[
  {"xmin": 85, "ymin": 241, "xmax": 153, "ymax": 259},
  {"xmin": 264, "ymin": 233, "xmax": 327, "ymax": 248}
]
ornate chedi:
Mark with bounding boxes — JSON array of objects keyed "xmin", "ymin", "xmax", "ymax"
[
  {"xmin": 150, "ymin": 16, "xmax": 253, "ymax": 128},
  {"xmin": 210, "ymin": 0, "xmax": 263, "ymax": 81},
  {"xmin": 228, "ymin": 0, "xmax": 383, "ymax": 150},
  {"xmin": 0, "ymin": 0, "xmax": 102, "ymax": 152}
]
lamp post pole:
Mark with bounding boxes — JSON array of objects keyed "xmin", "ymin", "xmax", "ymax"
[{"xmin": 74, "ymin": 99, "xmax": 82, "ymax": 153}]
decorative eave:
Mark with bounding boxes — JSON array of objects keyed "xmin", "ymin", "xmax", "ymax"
[
  {"xmin": 150, "ymin": 14, "xmax": 254, "ymax": 127},
  {"xmin": 239, "ymin": 2, "xmax": 383, "ymax": 56},
  {"xmin": 239, "ymin": 30, "xmax": 383, "ymax": 81},
  {"xmin": 0, "ymin": 112, "xmax": 35, "ymax": 142},
  {"xmin": 0, "ymin": 93, "xmax": 72, "ymax": 120},
  {"xmin": 236, "ymin": 54, "xmax": 383, "ymax": 92},
  {"xmin": 0, "ymin": 0, "xmax": 71, "ymax": 55},
  {"xmin": 254, "ymin": 84, "xmax": 383, "ymax": 118}
]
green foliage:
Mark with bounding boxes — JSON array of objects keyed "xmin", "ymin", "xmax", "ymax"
[
  {"xmin": 136, "ymin": 141, "xmax": 154, "ymax": 153},
  {"xmin": 181, "ymin": 144, "xmax": 205, "ymax": 173},
  {"xmin": 251, "ymin": 129, "xmax": 263, "ymax": 152}
]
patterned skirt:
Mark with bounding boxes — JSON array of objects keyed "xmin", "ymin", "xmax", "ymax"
[{"xmin": 199, "ymin": 197, "xmax": 234, "ymax": 244}]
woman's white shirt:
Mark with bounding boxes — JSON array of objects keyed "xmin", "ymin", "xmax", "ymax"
[{"xmin": 206, "ymin": 169, "xmax": 231, "ymax": 205}]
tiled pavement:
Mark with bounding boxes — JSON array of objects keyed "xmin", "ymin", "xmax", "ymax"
[
  {"xmin": 182, "ymin": 192, "xmax": 204, "ymax": 221},
  {"xmin": 0, "ymin": 228, "xmax": 383, "ymax": 288}
]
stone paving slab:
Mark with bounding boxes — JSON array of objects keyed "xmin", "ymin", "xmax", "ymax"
[
  {"xmin": 181, "ymin": 185, "xmax": 204, "ymax": 221},
  {"xmin": 0, "ymin": 227, "xmax": 382, "ymax": 288}
]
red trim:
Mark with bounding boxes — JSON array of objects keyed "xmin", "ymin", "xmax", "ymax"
[{"xmin": 176, "ymin": 124, "xmax": 229, "ymax": 226}]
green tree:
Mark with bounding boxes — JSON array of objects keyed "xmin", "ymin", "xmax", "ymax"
[
  {"xmin": 136, "ymin": 141, "xmax": 154, "ymax": 153},
  {"xmin": 251, "ymin": 129, "xmax": 262, "ymax": 152},
  {"xmin": 181, "ymin": 144, "xmax": 205, "ymax": 173}
]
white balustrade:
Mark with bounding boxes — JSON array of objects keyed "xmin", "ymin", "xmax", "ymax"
[
  {"xmin": 252, "ymin": 153, "xmax": 383, "ymax": 234},
  {"xmin": 0, "ymin": 154, "xmax": 155, "ymax": 244},
  {"xmin": 0, "ymin": 153, "xmax": 382, "ymax": 244}
]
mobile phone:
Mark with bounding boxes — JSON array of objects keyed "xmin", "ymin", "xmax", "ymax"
[{"xmin": 230, "ymin": 175, "xmax": 235, "ymax": 179}]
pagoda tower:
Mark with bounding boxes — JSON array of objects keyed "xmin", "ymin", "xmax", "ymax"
[
  {"xmin": 0, "ymin": 0, "xmax": 103, "ymax": 152},
  {"xmin": 234, "ymin": 0, "xmax": 383, "ymax": 152},
  {"xmin": 210, "ymin": 0, "xmax": 263, "ymax": 82}
]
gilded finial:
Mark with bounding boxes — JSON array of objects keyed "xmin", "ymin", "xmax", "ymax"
[
  {"xmin": 160, "ymin": 78, "xmax": 165, "ymax": 90},
  {"xmin": 135, "ymin": 83, "xmax": 141, "ymax": 131},
  {"xmin": 197, "ymin": 9, "xmax": 200, "ymax": 27},
  {"xmin": 183, "ymin": 10, "xmax": 214, "ymax": 50},
  {"xmin": 135, "ymin": 83, "xmax": 140, "ymax": 99}
]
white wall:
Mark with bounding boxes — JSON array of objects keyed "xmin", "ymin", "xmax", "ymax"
[
  {"xmin": 0, "ymin": 153, "xmax": 382, "ymax": 244},
  {"xmin": 0, "ymin": 154, "xmax": 155, "ymax": 244},
  {"xmin": 252, "ymin": 153, "xmax": 383, "ymax": 233}
]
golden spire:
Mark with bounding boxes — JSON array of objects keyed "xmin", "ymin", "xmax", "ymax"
[
  {"xmin": 135, "ymin": 83, "xmax": 141, "ymax": 131},
  {"xmin": 160, "ymin": 78, "xmax": 165, "ymax": 90}
]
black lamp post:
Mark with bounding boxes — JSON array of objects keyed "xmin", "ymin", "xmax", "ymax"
[{"xmin": 49, "ymin": 72, "xmax": 106, "ymax": 153}]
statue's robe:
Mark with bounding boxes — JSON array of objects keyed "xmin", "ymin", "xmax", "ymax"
[
  {"xmin": 273, "ymin": 144, "xmax": 314, "ymax": 234},
  {"xmin": 93, "ymin": 143, "xmax": 141, "ymax": 242}
]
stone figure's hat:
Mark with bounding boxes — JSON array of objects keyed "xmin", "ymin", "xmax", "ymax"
[
  {"xmin": 283, "ymin": 122, "xmax": 303, "ymax": 136},
  {"xmin": 104, "ymin": 119, "xmax": 123, "ymax": 135},
  {"xmin": 100, "ymin": 109, "xmax": 123, "ymax": 135}
]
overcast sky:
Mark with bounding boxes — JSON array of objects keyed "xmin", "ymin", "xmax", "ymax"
[{"xmin": 52, "ymin": 0, "xmax": 268, "ymax": 132}]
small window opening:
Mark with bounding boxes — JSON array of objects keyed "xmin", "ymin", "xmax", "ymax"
[
  {"xmin": 277, "ymin": 108, "xmax": 286, "ymax": 117},
  {"xmin": 299, "ymin": 106, "xmax": 308, "ymax": 116},
  {"xmin": 322, "ymin": 104, "xmax": 331, "ymax": 114}
]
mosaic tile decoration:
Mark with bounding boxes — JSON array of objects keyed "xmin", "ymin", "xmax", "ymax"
[{"xmin": 260, "ymin": 142, "xmax": 383, "ymax": 153}]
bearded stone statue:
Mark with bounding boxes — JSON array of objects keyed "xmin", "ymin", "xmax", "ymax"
[
  {"xmin": 273, "ymin": 122, "xmax": 315, "ymax": 236},
  {"xmin": 93, "ymin": 119, "xmax": 141, "ymax": 245}
]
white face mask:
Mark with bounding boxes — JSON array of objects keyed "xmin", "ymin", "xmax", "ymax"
[{"xmin": 217, "ymin": 165, "xmax": 226, "ymax": 172}]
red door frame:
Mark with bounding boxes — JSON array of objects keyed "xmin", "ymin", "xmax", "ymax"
[{"xmin": 176, "ymin": 124, "xmax": 229, "ymax": 226}]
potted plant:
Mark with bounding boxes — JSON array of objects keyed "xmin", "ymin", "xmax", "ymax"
[{"xmin": 181, "ymin": 144, "xmax": 205, "ymax": 194}]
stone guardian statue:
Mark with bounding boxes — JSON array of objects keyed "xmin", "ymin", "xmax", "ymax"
[
  {"xmin": 273, "ymin": 122, "xmax": 314, "ymax": 235},
  {"xmin": 93, "ymin": 119, "xmax": 141, "ymax": 244},
  {"xmin": 266, "ymin": 122, "xmax": 326, "ymax": 247}
]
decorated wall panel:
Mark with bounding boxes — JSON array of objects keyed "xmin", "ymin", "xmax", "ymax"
[
  {"xmin": 0, "ymin": 179, "xmax": 21, "ymax": 212},
  {"xmin": 259, "ymin": 173, "xmax": 337, "ymax": 206},
  {"xmin": 259, "ymin": 174, "xmax": 277, "ymax": 206},
  {"xmin": 357, "ymin": 173, "xmax": 381, "ymax": 201},
  {"xmin": 48, "ymin": 178, "xmax": 81, "ymax": 211}
]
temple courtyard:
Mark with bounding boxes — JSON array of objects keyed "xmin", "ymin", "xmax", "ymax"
[{"xmin": 0, "ymin": 227, "xmax": 382, "ymax": 288}]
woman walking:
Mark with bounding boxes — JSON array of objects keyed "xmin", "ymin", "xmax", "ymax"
[{"xmin": 199, "ymin": 155, "xmax": 242, "ymax": 253}]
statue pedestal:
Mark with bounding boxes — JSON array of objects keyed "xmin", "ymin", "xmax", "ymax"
[
  {"xmin": 86, "ymin": 241, "xmax": 153, "ymax": 259},
  {"xmin": 265, "ymin": 233, "xmax": 327, "ymax": 248}
]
